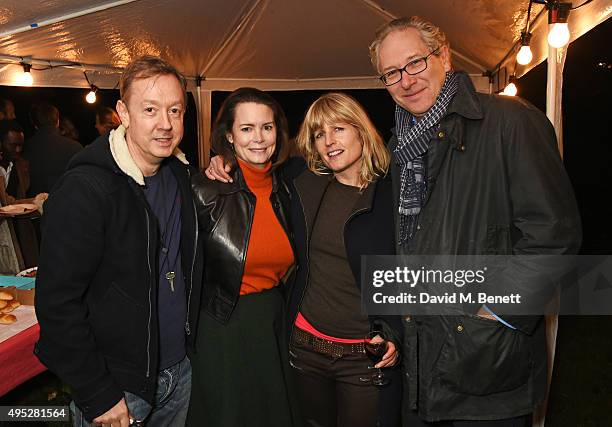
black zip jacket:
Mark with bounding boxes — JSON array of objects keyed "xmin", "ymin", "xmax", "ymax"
[
  {"xmin": 34, "ymin": 134, "xmax": 201, "ymax": 422},
  {"xmin": 190, "ymin": 164, "xmax": 295, "ymax": 334}
]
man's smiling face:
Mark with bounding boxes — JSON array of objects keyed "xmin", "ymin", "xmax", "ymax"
[{"xmin": 378, "ymin": 27, "xmax": 451, "ymax": 116}]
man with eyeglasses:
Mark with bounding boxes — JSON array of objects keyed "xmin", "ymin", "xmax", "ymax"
[{"xmin": 369, "ymin": 17, "xmax": 581, "ymax": 426}]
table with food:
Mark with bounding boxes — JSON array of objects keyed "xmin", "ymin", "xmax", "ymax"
[{"xmin": 0, "ymin": 269, "xmax": 46, "ymax": 397}]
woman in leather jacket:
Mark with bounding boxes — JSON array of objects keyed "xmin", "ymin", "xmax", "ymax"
[{"xmin": 187, "ymin": 88, "xmax": 300, "ymax": 427}]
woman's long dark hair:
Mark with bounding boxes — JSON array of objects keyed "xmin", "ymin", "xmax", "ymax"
[{"xmin": 211, "ymin": 87, "xmax": 290, "ymax": 172}]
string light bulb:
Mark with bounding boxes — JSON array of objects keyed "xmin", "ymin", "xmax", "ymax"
[
  {"xmin": 17, "ymin": 63, "xmax": 33, "ymax": 86},
  {"xmin": 85, "ymin": 84, "xmax": 98, "ymax": 104},
  {"xmin": 501, "ymin": 75, "xmax": 518, "ymax": 97},
  {"xmin": 547, "ymin": 2, "xmax": 571, "ymax": 48},
  {"xmin": 516, "ymin": 33, "xmax": 533, "ymax": 65}
]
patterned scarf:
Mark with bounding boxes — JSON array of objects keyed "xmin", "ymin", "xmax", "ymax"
[{"xmin": 394, "ymin": 72, "xmax": 459, "ymax": 245}]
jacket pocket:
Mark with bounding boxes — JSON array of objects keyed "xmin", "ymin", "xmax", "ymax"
[
  {"xmin": 436, "ymin": 315, "xmax": 531, "ymax": 396},
  {"xmin": 90, "ymin": 282, "xmax": 146, "ymax": 362},
  {"xmin": 485, "ymin": 225, "xmax": 512, "ymax": 254}
]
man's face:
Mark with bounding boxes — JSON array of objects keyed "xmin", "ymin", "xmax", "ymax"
[
  {"xmin": 116, "ymin": 74, "xmax": 185, "ymax": 174},
  {"xmin": 0, "ymin": 102, "xmax": 16, "ymax": 120},
  {"xmin": 377, "ymin": 28, "xmax": 451, "ymax": 116},
  {"xmin": 1, "ymin": 131, "xmax": 24, "ymax": 162}
]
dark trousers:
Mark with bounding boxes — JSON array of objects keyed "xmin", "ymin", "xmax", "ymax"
[
  {"xmin": 289, "ymin": 341, "xmax": 379, "ymax": 427},
  {"xmin": 403, "ymin": 410, "xmax": 532, "ymax": 427}
]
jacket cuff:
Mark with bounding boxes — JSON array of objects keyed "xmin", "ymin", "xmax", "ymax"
[{"xmin": 73, "ymin": 380, "xmax": 125, "ymax": 422}]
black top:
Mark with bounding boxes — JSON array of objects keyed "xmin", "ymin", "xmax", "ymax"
[
  {"xmin": 300, "ymin": 179, "xmax": 370, "ymax": 338},
  {"xmin": 143, "ymin": 161, "xmax": 186, "ymax": 370}
]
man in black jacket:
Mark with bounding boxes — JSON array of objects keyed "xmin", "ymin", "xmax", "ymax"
[
  {"xmin": 35, "ymin": 56, "xmax": 201, "ymax": 426},
  {"xmin": 369, "ymin": 17, "xmax": 581, "ymax": 426},
  {"xmin": 23, "ymin": 103, "xmax": 82, "ymax": 197}
]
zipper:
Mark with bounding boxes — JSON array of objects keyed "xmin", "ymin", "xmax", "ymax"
[
  {"xmin": 144, "ymin": 209, "xmax": 152, "ymax": 378},
  {"xmin": 240, "ymin": 192, "xmax": 256, "ymax": 286},
  {"xmin": 185, "ymin": 173, "xmax": 198, "ymax": 336}
]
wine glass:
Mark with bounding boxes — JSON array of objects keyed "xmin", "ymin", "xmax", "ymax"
[{"xmin": 364, "ymin": 330, "xmax": 390, "ymax": 386}]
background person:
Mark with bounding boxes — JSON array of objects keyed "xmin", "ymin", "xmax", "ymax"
[
  {"xmin": 188, "ymin": 87, "xmax": 299, "ymax": 427},
  {"xmin": 23, "ymin": 103, "xmax": 82, "ymax": 196},
  {"xmin": 95, "ymin": 106, "xmax": 122, "ymax": 136},
  {"xmin": 0, "ymin": 98, "xmax": 16, "ymax": 120}
]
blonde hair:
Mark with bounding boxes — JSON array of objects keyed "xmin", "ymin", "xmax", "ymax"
[
  {"xmin": 369, "ymin": 16, "xmax": 449, "ymax": 73},
  {"xmin": 296, "ymin": 92, "xmax": 389, "ymax": 189}
]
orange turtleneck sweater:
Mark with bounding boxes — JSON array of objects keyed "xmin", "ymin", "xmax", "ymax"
[{"xmin": 238, "ymin": 158, "xmax": 294, "ymax": 296}]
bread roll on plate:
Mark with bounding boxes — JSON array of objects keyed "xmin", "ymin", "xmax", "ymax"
[
  {"xmin": 0, "ymin": 314, "xmax": 17, "ymax": 324},
  {"xmin": 0, "ymin": 291, "xmax": 14, "ymax": 300}
]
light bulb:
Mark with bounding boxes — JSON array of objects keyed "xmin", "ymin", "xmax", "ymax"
[
  {"xmin": 501, "ymin": 82, "xmax": 518, "ymax": 97},
  {"xmin": 86, "ymin": 90, "xmax": 97, "ymax": 104},
  {"xmin": 548, "ymin": 23, "xmax": 570, "ymax": 48},
  {"xmin": 516, "ymin": 45, "xmax": 533, "ymax": 65},
  {"xmin": 17, "ymin": 65, "xmax": 33, "ymax": 86}
]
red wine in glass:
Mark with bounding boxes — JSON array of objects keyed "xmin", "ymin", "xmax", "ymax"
[
  {"xmin": 365, "ymin": 340, "xmax": 387, "ymax": 364},
  {"xmin": 364, "ymin": 331, "xmax": 390, "ymax": 386}
]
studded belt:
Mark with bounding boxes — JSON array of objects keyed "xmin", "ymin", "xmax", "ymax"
[{"xmin": 292, "ymin": 326, "xmax": 365, "ymax": 359}]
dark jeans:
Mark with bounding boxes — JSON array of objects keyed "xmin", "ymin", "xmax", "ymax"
[
  {"xmin": 403, "ymin": 410, "xmax": 532, "ymax": 427},
  {"xmin": 289, "ymin": 341, "xmax": 379, "ymax": 427},
  {"xmin": 71, "ymin": 356, "xmax": 191, "ymax": 427}
]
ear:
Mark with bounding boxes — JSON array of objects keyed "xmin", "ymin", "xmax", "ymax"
[
  {"xmin": 439, "ymin": 45, "xmax": 452, "ymax": 73},
  {"xmin": 116, "ymin": 100, "xmax": 130, "ymax": 128},
  {"xmin": 226, "ymin": 132, "xmax": 233, "ymax": 144}
]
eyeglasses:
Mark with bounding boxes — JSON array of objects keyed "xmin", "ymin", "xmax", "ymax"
[{"xmin": 379, "ymin": 47, "xmax": 440, "ymax": 86}]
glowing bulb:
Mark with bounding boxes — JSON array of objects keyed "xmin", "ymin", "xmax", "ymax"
[
  {"xmin": 516, "ymin": 45, "xmax": 533, "ymax": 65},
  {"xmin": 17, "ymin": 65, "xmax": 33, "ymax": 86},
  {"xmin": 548, "ymin": 23, "xmax": 570, "ymax": 48},
  {"xmin": 86, "ymin": 90, "xmax": 97, "ymax": 104},
  {"xmin": 501, "ymin": 82, "xmax": 518, "ymax": 97}
]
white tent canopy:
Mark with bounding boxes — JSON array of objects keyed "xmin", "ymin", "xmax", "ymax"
[
  {"xmin": 1, "ymin": 0, "xmax": 609, "ymax": 166},
  {"xmin": 0, "ymin": 0, "xmax": 609, "ymax": 90}
]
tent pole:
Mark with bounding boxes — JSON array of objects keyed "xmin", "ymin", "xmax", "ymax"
[
  {"xmin": 194, "ymin": 85, "xmax": 212, "ymax": 169},
  {"xmin": 546, "ymin": 45, "xmax": 567, "ymax": 156},
  {"xmin": 532, "ymin": 43, "xmax": 568, "ymax": 427},
  {"xmin": 0, "ymin": 0, "xmax": 141, "ymax": 38}
]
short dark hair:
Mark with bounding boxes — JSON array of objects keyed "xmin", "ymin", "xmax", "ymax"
[
  {"xmin": 0, "ymin": 119, "xmax": 24, "ymax": 143},
  {"xmin": 0, "ymin": 98, "xmax": 13, "ymax": 114},
  {"xmin": 211, "ymin": 87, "xmax": 290, "ymax": 173},
  {"xmin": 30, "ymin": 103, "xmax": 60, "ymax": 128},
  {"xmin": 96, "ymin": 107, "xmax": 121, "ymax": 134},
  {"xmin": 120, "ymin": 55, "xmax": 187, "ymax": 103}
]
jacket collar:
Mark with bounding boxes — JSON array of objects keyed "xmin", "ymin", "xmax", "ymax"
[
  {"xmin": 445, "ymin": 71, "xmax": 483, "ymax": 120},
  {"xmin": 389, "ymin": 70, "xmax": 484, "ymax": 137},
  {"xmin": 294, "ymin": 170, "xmax": 378, "ymax": 235},
  {"xmin": 108, "ymin": 125, "xmax": 188, "ymax": 186}
]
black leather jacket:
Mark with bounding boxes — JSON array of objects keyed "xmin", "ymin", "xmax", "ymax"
[{"xmin": 190, "ymin": 165, "xmax": 294, "ymax": 333}]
